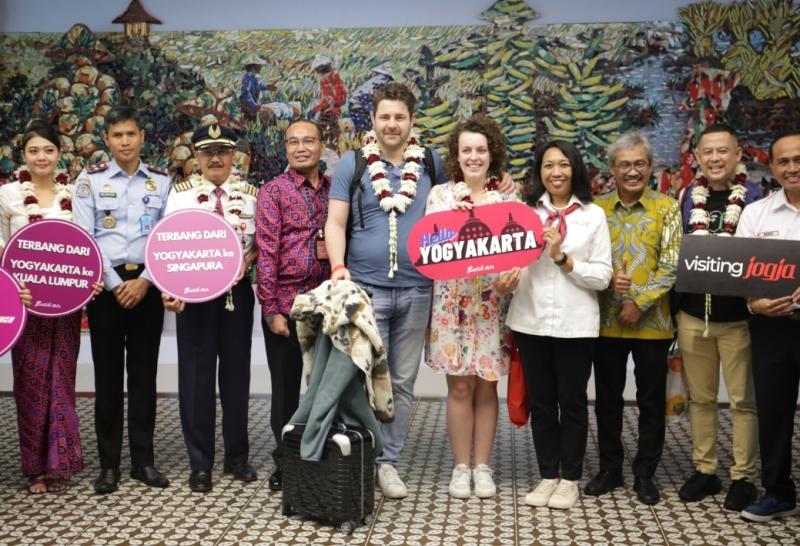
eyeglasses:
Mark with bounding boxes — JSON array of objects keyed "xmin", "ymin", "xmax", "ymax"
[
  {"xmin": 286, "ymin": 137, "xmax": 320, "ymax": 149},
  {"xmin": 198, "ymin": 148, "xmax": 234, "ymax": 159},
  {"xmin": 615, "ymin": 160, "xmax": 650, "ymax": 172}
]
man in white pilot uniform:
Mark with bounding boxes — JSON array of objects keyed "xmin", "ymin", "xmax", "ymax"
[{"xmin": 162, "ymin": 124, "xmax": 259, "ymax": 493}]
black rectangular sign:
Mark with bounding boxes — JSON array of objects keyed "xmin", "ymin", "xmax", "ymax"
[{"xmin": 675, "ymin": 236, "xmax": 800, "ymax": 298}]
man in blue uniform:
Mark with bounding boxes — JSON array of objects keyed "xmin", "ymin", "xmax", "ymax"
[{"xmin": 72, "ymin": 106, "xmax": 171, "ymax": 494}]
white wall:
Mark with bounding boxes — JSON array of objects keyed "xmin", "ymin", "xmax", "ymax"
[{"xmin": 0, "ymin": 0, "xmax": 739, "ymax": 33}]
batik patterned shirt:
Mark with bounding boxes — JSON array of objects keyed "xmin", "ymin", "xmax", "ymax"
[
  {"xmin": 596, "ymin": 188, "xmax": 682, "ymax": 339},
  {"xmin": 256, "ymin": 168, "xmax": 331, "ymax": 318}
]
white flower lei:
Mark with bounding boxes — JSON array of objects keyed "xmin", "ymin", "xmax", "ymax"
[
  {"xmin": 15, "ymin": 167, "xmax": 73, "ymax": 222},
  {"xmin": 361, "ymin": 129, "xmax": 425, "ymax": 278},
  {"xmin": 452, "ymin": 179, "xmax": 503, "ymax": 205},
  {"xmin": 688, "ymin": 164, "xmax": 748, "ymax": 237},
  {"xmin": 190, "ymin": 172, "xmax": 248, "ymax": 234}
]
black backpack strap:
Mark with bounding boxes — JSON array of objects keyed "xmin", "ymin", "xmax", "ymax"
[
  {"xmin": 423, "ymin": 147, "xmax": 438, "ymax": 186},
  {"xmin": 346, "ymin": 149, "xmax": 369, "ymax": 255}
]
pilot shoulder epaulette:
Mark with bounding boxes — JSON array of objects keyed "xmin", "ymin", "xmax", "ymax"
[
  {"xmin": 173, "ymin": 180, "xmax": 194, "ymax": 192},
  {"xmin": 243, "ymin": 183, "xmax": 259, "ymax": 197},
  {"xmin": 146, "ymin": 163, "xmax": 169, "ymax": 176},
  {"xmin": 85, "ymin": 162, "xmax": 109, "ymax": 174}
]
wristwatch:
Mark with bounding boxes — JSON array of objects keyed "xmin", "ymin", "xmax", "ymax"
[{"xmin": 554, "ymin": 253, "xmax": 569, "ymax": 266}]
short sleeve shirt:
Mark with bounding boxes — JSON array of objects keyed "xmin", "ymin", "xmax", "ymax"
[{"xmin": 329, "ymin": 148, "xmax": 445, "ymax": 288}]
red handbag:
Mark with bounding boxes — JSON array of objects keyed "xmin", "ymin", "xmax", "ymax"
[{"xmin": 507, "ymin": 337, "xmax": 530, "ymax": 428}]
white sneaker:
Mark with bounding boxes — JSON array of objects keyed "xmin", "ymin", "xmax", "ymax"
[
  {"xmin": 377, "ymin": 464, "xmax": 408, "ymax": 499},
  {"xmin": 472, "ymin": 464, "xmax": 497, "ymax": 498},
  {"xmin": 448, "ymin": 464, "xmax": 471, "ymax": 499},
  {"xmin": 525, "ymin": 478, "xmax": 560, "ymax": 507},
  {"xmin": 547, "ymin": 479, "xmax": 580, "ymax": 509}
]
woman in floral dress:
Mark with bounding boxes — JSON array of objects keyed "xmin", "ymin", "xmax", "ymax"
[{"xmin": 425, "ymin": 115, "xmax": 520, "ymax": 499}]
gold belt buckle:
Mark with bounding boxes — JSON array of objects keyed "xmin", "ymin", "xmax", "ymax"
[{"xmin": 124, "ymin": 263, "xmax": 139, "ymax": 271}]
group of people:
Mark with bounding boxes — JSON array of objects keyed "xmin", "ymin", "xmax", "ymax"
[{"xmin": 0, "ymin": 82, "xmax": 798, "ymax": 525}]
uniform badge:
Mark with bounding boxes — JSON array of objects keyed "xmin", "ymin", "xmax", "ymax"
[
  {"xmin": 103, "ymin": 183, "xmax": 113, "ymax": 191},
  {"xmin": 76, "ymin": 181, "xmax": 91, "ymax": 198},
  {"xmin": 145, "ymin": 179, "xmax": 157, "ymax": 191},
  {"xmin": 102, "ymin": 215, "xmax": 117, "ymax": 229}
]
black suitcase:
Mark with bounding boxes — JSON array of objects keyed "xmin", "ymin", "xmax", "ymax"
[{"xmin": 281, "ymin": 423, "xmax": 376, "ymax": 533}]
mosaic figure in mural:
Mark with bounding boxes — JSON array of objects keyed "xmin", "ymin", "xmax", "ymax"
[
  {"xmin": 348, "ymin": 63, "xmax": 395, "ymax": 135},
  {"xmin": 239, "ymin": 55, "xmax": 276, "ymax": 123},
  {"xmin": 308, "ymin": 55, "xmax": 347, "ymax": 146},
  {"xmin": 0, "ymin": 0, "xmax": 798, "ymax": 190}
]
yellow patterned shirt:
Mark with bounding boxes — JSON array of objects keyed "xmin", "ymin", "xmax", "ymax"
[{"xmin": 596, "ymin": 188, "xmax": 682, "ymax": 339}]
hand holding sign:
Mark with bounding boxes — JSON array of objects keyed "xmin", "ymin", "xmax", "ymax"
[
  {"xmin": 496, "ymin": 267, "xmax": 521, "ymax": 295},
  {"xmin": 0, "ymin": 269, "xmax": 27, "ymax": 356},
  {"xmin": 749, "ymin": 295, "xmax": 795, "ymax": 318},
  {"xmin": 613, "ymin": 257, "xmax": 632, "ymax": 294}
]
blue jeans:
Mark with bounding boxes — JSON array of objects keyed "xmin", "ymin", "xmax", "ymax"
[{"xmin": 358, "ymin": 283, "xmax": 432, "ymax": 468}]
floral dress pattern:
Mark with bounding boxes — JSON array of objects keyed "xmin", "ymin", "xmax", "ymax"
[{"xmin": 424, "ymin": 182, "xmax": 513, "ymax": 380}]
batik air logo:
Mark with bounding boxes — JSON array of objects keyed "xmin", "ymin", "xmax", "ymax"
[
  {"xmin": 0, "ymin": 316, "xmax": 16, "ymax": 324},
  {"xmin": 684, "ymin": 255, "xmax": 797, "ymax": 281}
]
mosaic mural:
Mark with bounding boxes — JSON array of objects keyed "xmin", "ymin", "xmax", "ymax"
[{"xmin": 0, "ymin": 0, "xmax": 798, "ymax": 192}]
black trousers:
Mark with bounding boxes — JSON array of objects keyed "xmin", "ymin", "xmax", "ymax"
[
  {"xmin": 749, "ymin": 315, "xmax": 800, "ymax": 501},
  {"xmin": 176, "ymin": 280, "xmax": 254, "ymax": 471},
  {"xmin": 261, "ymin": 315, "xmax": 303, "ymax": 468},
  {"xmin": 593, "ymin": 336, "xmax": 671, "ymax": 478},
  {"xmin": 87, "ymin": 267, "xmax": 164, "ymax": 469},
  {"xmin": 514, "ymin": 332, "xmax": 593, "ymax": 481}
]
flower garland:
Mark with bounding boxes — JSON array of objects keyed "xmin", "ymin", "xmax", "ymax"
[
  {"xmin": 688, "ymin": 164, "xmax": 748, "ymax": 236},
  {"xmin": 452, "ymin": 176, "xmax": 502, "ymax": 205},
  {"xmin": 687, "ymin": 163, "xmax": 748, "ymax": 336},
  {"xmin": 190, "ymin": 171, "xmax": 249, "ymax": 311},
  {"xmin": 15, "ymin": 167, "xmax": 72, "ymax": 223},
  {"xmin": 452, "ymin": 176, "xmax": 504, "ymax": 312},
  {"xmin": 190, "ymin": 172, "xmax": 248, "ymax": 234},
  {"xmin": 361, "ymin": 130, "xmax": 425, "ymax": 278}
]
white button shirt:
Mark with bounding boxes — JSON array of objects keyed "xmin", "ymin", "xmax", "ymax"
[
  {"xmin": 164, "ymin": 176, "xmax": 257, "ymax": 253},
  {"xmin": 506, "ymin": 193, "xmax": 613, "ymax": 338},
  {"xmin": 735, "ymin": 189, "xmax": 800, "ymax": 241}
]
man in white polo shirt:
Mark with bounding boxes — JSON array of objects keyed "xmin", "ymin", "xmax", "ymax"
[{"xmin": 735, "ymin": 131, "xmax": 800, "ymax": 522}]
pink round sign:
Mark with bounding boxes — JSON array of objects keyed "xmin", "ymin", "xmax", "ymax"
[
  {"xmin": 1, "ymin": 219, "xmax": 103, "ymax": 317},
  {"xmin": 0, "ymin": 268, "xmax": 27, "ymax": 356},
  {"xmin": 144, "ymin": 209, "xmax": 244, "ymax": 303},
  {"xmin": 408, "ymin": 201, "xmax": 545, "ymax": 281}
]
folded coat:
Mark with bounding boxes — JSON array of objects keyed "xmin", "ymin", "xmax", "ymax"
[{"xmin": 291, "ymin": 280, "xmax": 394, "ymax": 423}]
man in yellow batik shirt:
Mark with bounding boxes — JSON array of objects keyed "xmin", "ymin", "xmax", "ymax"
[{"xmin": 587, "ymin": 132, "xmax": 682, "ymax": 506}]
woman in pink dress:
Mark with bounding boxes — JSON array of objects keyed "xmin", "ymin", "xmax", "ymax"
[
  {"xmin": 425, "ymin": 115, "xmax": 520, "ymax": 499},
  {"xmin": 0, "ymin": 120, "xmax": 100, "ymax": 493}
]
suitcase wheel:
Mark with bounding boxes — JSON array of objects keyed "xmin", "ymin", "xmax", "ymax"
[
  {"xmin": 340, "ymin": 521, "xmax": 356, "ymax": 534},
  {"xmin": 282, "ymin": 501, "xmax": 294, "ymax": 517}
]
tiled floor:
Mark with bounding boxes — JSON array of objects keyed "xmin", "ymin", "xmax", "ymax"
[{"xmin": 0, "ymin": 395, "xmax": 798, "ymax": 545}]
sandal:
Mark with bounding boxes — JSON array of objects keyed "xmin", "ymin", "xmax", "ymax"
[
  {"xmin": 27, "ymin": 475, "xmax": 47, "ymax": 495},
  {"xmin": 46, "ymin": 477, "xmax": 68, "ymax": 494}
]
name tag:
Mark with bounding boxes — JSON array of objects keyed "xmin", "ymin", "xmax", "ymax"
[
  {"xmin": 758, "ymin": 230, "xmax": 780, "ymax": 238},
  {"xmin": 99, "ymin": 192, "xmax": 117, "ymax": 198},
  {"xmin": 140, "ymin": 214, "xmax": 154, "ymax": 235}
]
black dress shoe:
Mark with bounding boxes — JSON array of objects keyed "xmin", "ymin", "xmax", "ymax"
[
  {"xmin": 679, "ymin": 471, "xmax": 721, "ymax": 502},
  {"xmin": 189, "ymin": 470, "xmax": 213, "ymax": 492},
  {"xmin": 724, "ymin": 479, "xmax": 757, "ymax": 511},
  {"xmin": 223, "ymin": 461, "xmax": 258, "ymax": 482},
  {"xmin": 584, "ymin": 470, "xmax": 624, "ymax": 496},
  {"xmin": 94, "ymin": 468, "xmax": 121, "ymax": 494},
  {"xmin": 130, "ymin": 465, "xmax": 170, "ymax": 488},
  {"xmin": 634, "ymin": 476, "xmax": 660, "ymax": 505},
  {"xmin": 268, "ymin": 468, "xmax": 283, "ymax": 491}
]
